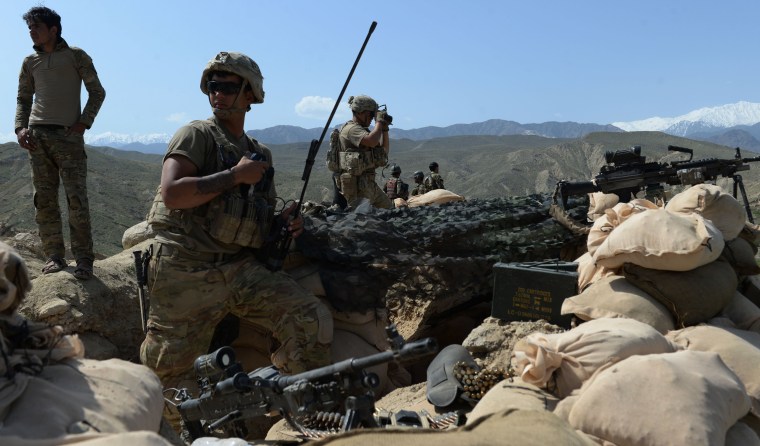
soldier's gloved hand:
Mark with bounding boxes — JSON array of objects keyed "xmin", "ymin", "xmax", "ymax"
[
  {"xmin": 233, "ymin": 157, "xmax": 268, "ymax": 185},
  {"xmin": 376, "ymin": 109, "xmax": 392, "ymax": 126}
]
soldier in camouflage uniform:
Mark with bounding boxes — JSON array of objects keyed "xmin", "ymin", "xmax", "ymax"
[
  {"xmin": 14, "ymin": 6, "xmax": 106, "ymax": 281},
  {"xmin": 410, "ymin": 170, "xmax": 427, "ymax": 196},
  {"xmin": 140, "ymin": 52, "xmax": 332, "ymax": 429},
  {"xmin": 424, "ymin": 161, "xmax": 444, "ymax": 191},
  {"xmin": 334, "ymin": 95, "xmax": 392, "ymax": 209},
  {"xmin": 383, "ymin": 164, "xmax": 409, "ymax": 202}
]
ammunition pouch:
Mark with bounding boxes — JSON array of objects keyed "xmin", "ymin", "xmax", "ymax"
[
  {"xmin": 203, "ymin": 192, "xmax": 273, "ymax": 248},
  {"xmin": 338, "ymin": 172, "xmax": 358, "ymax": 198},
  {"xmin": 339, "ymin": 147, "xmax": 387, "ymax": 175}
]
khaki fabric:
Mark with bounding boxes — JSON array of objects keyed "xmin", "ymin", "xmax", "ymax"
[
  {"xmin": 717, "ymin": 291, "xmax": 760, "ymax": 333},
  {"xmin": 622, "ymin": 260, "xmax": 737, "ymax": 326},
  {"xmin": 0, "ymin": 358, "xmax": 164, "ymax": 439},
  {"xmin": 720, "ymin": 237, "xmax": 760, "ymax": 276},
  {"xmin": 561, "ymin": 275, "xmax": 675, "ymax": 334},
  {"xmin": 555, "ymin": 350, "xmax": 751, "ymax": 446},
  {"xmin": 726, "ymin": 422, "xmax": 760, "ymax": 446},
  {"xmin": 4, "ymin": 431, "xmax": 174, "ymax": 446},
  {"xmin": 407, "ymin": 189, "xmax": 465, "ymax": 207},
  {"xmin": 513, "ymin": 317, "xmax": 677, "ymax": 398},
  {"xmin": 306, "ymin": 408, "xmax": 597, "ymax": 446},
  {"xmin": 0, "ymin": 241, "xmax": 32, "ymax": 314},
  {"xmin": 586, "ymin": 199, "xmax": 657, "ymax": 257},
  {"xmin": 574, "ymin": 251, "xmax": 618, "ymax": 292},
  {"xmin": 666, "ymin": 184, "xmax": 747, "ymax": 240},
  {"xmin": 593, "ymin": 208, "xmax": 724, "ymax": 271},
  {"xmin": 586, "ymin": 192, "xmax": 619, "ymax": 222},
  {"xmin": 466, "ymin": 377, "xmax": 559, "ymax": 425},
  {"xmin": 667, "ymin": 324, "xmax": 760, "ymax": 416}
]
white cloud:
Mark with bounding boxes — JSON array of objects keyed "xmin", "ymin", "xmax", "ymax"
[
  {"xmin": 295, "ymin": 96, "xmax": 350, "ymax": 121},
  {"xmin": 166, "ymin": 112, "xmax": 188, "ymax": 123}
]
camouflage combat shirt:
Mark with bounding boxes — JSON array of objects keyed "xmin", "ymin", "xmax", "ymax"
[{"xmin": 15, "ymin": 38, "xmax": 106, "ymax": 131}]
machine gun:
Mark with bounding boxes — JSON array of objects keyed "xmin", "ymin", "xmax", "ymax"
[
  {"xmin": 176, "ymin": 325, "xmax": 438, "ymax": 441},
  {"xmin": 257, "ymin": 22, "xmax": 377, "ymax": 272},
  {"xmin": 554, "ymin": 145, "xmax": 760, "ymax": 223}
]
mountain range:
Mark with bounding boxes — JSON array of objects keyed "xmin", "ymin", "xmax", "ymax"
[{"xmin": 24, "ymin": 101, "xmax": 760, "ymax": 154}]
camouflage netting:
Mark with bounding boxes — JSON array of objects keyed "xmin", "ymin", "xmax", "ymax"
[{"xmin": 298, "ymin": 195, "xmax": 588, "ymax": 340}]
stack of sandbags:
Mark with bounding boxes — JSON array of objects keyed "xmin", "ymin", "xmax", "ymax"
[{"xmin": 564, "ymin": 184, "xmax": 757, "ymax": 332}]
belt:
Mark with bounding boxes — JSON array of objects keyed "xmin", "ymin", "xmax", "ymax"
[
  {"xmin": 30, "ymin": 124, "xmax": 67, "ymax": 130},
  {"xmin": 156, "ymin": 243, "xmax": 240, "ymax": 263}
]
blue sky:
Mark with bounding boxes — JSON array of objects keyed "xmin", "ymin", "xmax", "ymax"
[{"xmin": 2, "ymin": 0, "xmax": 759, "ymax": 139}]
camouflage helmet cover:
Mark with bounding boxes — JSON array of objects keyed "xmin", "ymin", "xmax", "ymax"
[
  {"xmin": 413, "ymin": 170, "xmax": 424, "ymax": 180},
  {"xmin": 348, "ymin": 95, "xmax": 378, "ymax": 113},
  {"xmin": 201, "ymin": 52, "xmax": 265, "ymax": 103},
  {"xmin": 390, "ymin": 164, "xmax": 401, "ymax": 175}
]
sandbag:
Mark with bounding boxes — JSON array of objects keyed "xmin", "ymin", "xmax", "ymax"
[
  {"xmin": 586, "ymin": 199, "xmax": 657, "ymax": 257},
  {"xmin": 0, "ymin": 358, "xmax": 164, "ymax": 439},
  {"xmin": 720, "ymin": 237, "xmax": 760, "ymax": 276},
  {"xmin": 622, "ymin": 260, "xmax": 737, "ymax": 326},
  {"xmin": 716, "ymin": 291, "xmax": 760, "ymax": 333},
  {"xmin": 593, "ymin": 208, "xmax": 725, "ymax": 271},
  {"xmin": 6, "ymin": 431, "xmax": 175, "ymax": 446},
  {"xmin": 304, "ymin": 408, "xmax": 597, "ymax": 446},
  {"xmin": 466, "ymin": 377, "xmax": 559, "ymax": 425},
  {"xmin": 575, "ymin": 252, "xmax": 618, "ymax": 291},
  {"xmin": 512, "ymin": 317, "xmax": 677, "ymax": 398},
  {"xmin": 407, "ymin": 189, "xmax": 465, "ymax": 207},
  {"xmin": 727, "ymin": 422, "xmax": 760, "ymax": 446},
  {"xmin": 665, "ymin": 184, "xmax": 747, "ymax": 240},
  {"xmin": 586, "ymin": 192, "xmax": 619, "ymax": 222},
  {"xmin": 560, "ymin": 275, "xmax": 675, "ymax": 334},
  {"xmin": 667, "ymin": 324, "xmax": 760, "ymax": 416},
  {"xmin": 741, "ymin": 275, "xmax": 760, "ymax": 311},
  {"xmin": 554, "ymin": 350, "xmax": 751, "ymax": 446}
]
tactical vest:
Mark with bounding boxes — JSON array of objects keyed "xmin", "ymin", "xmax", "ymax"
[
  {"xmin": 147, "ymin": 120, "xmax": 275, "ymax": 249},
  {"xmin": 385, "ymin": 177, "xmax": 400, "ymax": 199},
  {"xmin": 338, "ymin": 122, "xmax": 388, "ymax": 176}
]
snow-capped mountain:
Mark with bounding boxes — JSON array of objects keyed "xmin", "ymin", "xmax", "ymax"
[
  {"xmin": 612, "ymin": 101, "xmax": 760, "ymax": 136},
  {"xmin": 84, "ymin": 131, "xmax": 172, "ymax": 147}
]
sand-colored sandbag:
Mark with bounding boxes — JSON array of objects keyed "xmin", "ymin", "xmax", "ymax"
[
  {"xmin": 586, "ymin": 192, "xmax": 619, "ymax": 222},
  {"xmin": 717, "ymin": 291, "xmax": 760, "ymax": 333},
  {"xmin": 727, "ymin": 421, "xmax": 760, "ymax": 446},
  {"xmin": 512, "ymin": 317, "xmax": 677, "ymax": 398},
  {"xmin": 0, "ymin": 358, "xmax": 164, "ymax": 439},
  {"xmin": 586, "ymin": 199, "xmax": 658, "ymax": 257},
  {"xmin": 665, "ymin": 183, "xmax": 747, "ymax": 240},
  {"xmin": 742, "ymin": 414, "xmax": 760, "ymax": 443},
  {"xmin": 720, "ymin": 237, "xmax": 760, "ymax": 276},
  {"xmin": 667, "ymin": 324, "xmax": 760, "ymax": 416},
  {"xmin": 393, "ymin": 197, "xmax": 408, "ymax": 208},
  {"xmin": 466, "ymin": 377, "xmax": 559, "ymax": 425},
  {"xmin": 305, "ymin": 408, "xmax": 597, "ymax": 446},
  {"xmin": 741, "ymin": 275, "xmax": 760, "ymax": 311},
  {"xmin": 406, "ymin": 189, "xmax": 465, "ymax": 207},
  {"xmin": 593, "ymin": 208, "xmax": 724, "ymax": 271},
  {"xmin": 560, "ymin": 275, "xmax": 675, "ymax": 334},
  {"xmin": 5, "ymin": 431, "xmax": 175, "ymax": 446},
  {"xmin": 554, "ymin": 350, "xmax": 751, "ymax": 446},
  {"xmin": 575, "ymin": 252, "xmax": 618, "ymax": 291},
  {"xmin": 622, "ymin": 260, "xmax": 737, "ymax": 327}
]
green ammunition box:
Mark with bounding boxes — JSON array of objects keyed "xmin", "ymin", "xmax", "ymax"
[{"xmin": 491, "ymin": 261, "xmax": 578, "ymax": 328}]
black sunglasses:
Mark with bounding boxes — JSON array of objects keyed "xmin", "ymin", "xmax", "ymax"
[{"xmin": 206, "ymin": 81, "xmax": 242, "ymax": 95}]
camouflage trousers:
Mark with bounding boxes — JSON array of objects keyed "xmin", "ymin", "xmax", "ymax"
[
  {"xmin": 139, "ymin": 243, "xmax": 332, "ymax": 426},
  {"xmin": 27, "ymin": 126, "xmax": 93, "ymax": 261},
  {"xmin": 337, "ymin": 172, "xmax": 392, "ymax": 209}
]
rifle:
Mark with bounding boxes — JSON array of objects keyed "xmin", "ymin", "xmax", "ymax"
[
  {"xmin": 132, "ymin": 245, "xmax": 153, "ymax": 333},
  {"xmin": 257, "ymin": 21, "xmax": 377, "ymax": 272},
  {"xmin": 176, "ymin": 326, "xmax": 437, "ymax": 441},
  {"xmin": 554, "ymin": 145, "xmax": 760, "ymax": 223}
]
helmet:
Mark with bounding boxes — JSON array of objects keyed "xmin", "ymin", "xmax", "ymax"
[
  {"xmin": 348, "ymin": 95, "xmax": 378, "ymax": 113},
  {"xmin": 390, "ymin": 164, "xmax": 401, "ymax": 176},
  {"xmin": 413, "ymin": 171, "xmax": 424, "ymax": 181},
  {"xmin": 200, "ymin": 52, "xmax": 265, "ymax": 103},
  {"xmin": 429, "ymin": 161, "xmax": 439, "ymax": 171}
]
